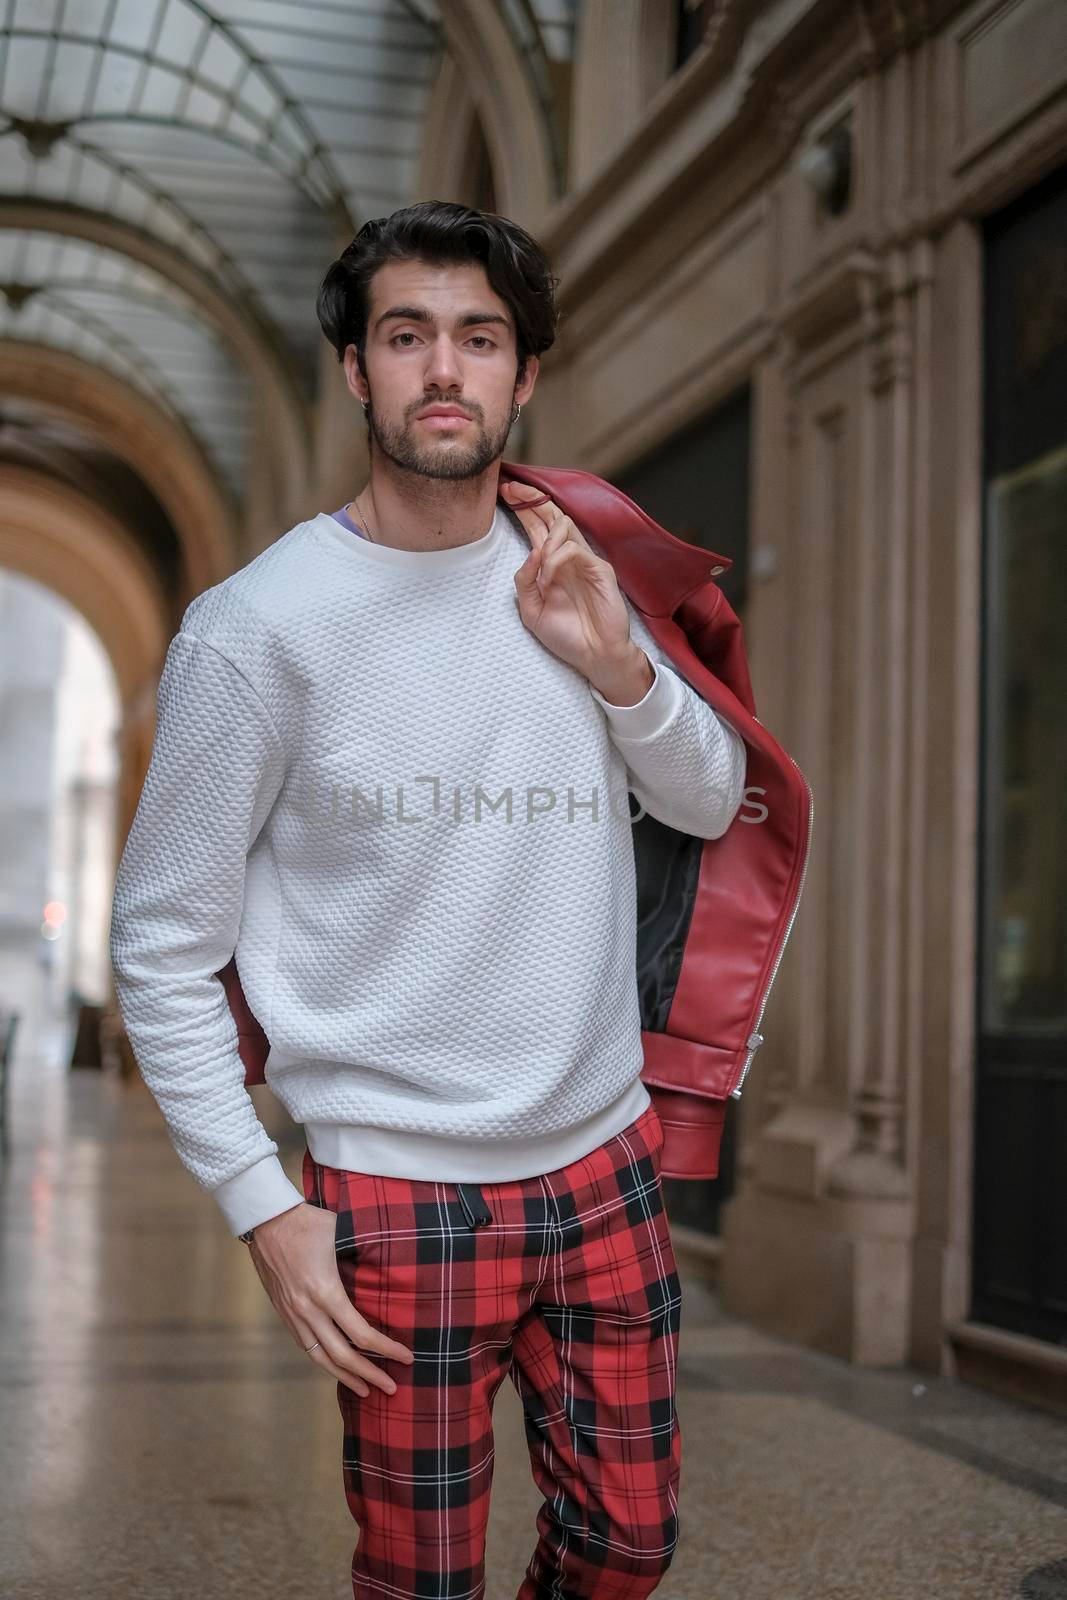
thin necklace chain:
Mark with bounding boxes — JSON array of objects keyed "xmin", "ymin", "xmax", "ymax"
[
  {"xmin": 350, "ymin": 491, "xmax": 375, "ymax": 543},
  {"xmin": 349, "ymin": 489, "xmax": 501, "ymax": 547}
]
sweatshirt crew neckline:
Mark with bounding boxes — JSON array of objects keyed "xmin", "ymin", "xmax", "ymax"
[{"xmin": 311, "ymin": 502, "xmax": 507, "ymax": 572}]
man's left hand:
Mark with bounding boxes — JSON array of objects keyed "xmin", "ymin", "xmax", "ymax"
[{"xmin": 501, "ymin": 480, "xmax": 654, "ymax": 706}]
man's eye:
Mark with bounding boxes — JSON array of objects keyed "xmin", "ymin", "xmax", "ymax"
[{"xmin": 390, "ymin": 332, "xmax": 494, "ymax": 348}]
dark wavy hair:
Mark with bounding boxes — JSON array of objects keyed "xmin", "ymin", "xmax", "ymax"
[{"xmin": 316, "ymin": 199, "xmax": 561, "ymax": 388}]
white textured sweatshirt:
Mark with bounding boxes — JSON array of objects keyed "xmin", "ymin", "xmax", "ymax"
[{"xmin": 108, "ymin": 499, "xmax": 746, "ymax": 1237}]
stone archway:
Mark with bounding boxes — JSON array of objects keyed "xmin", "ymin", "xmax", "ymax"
[
  {"xmin": 427, "ymin": 2, "xmax": 556, "ymax": 227},
  {"xmin": 0, "ymin": 201, "xmax": 314, "ymax": 524},
  {"xmin": 419, "ymin": 52, "xmax": 487, "ymax": 207},
  {"xmin": 0, "ymin": 342, "xmax": 238, "ymax": 603},
  {"xmin": 0, "ymin": 464, "xmax": 170, "ymax": 842}
]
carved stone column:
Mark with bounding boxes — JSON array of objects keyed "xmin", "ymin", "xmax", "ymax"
[{"xmin": 720, "ymin": 250, "xmax": 920, "ymax": 1365}]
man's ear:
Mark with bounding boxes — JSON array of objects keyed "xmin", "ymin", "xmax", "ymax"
[
  {"xmin": 515, "ymin": 354, "xmax": 539, "ymax": 408},
  {"xmin": 342, "ymin": 344, "xmax": 368, "ymax": 404}
]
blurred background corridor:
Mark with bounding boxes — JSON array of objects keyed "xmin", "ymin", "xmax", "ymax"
[{"xmin": 1, "ymin": 0, "xmax": 1065, "ymax": 1594}]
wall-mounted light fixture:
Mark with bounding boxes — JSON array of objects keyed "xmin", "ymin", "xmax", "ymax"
[{"xmin": 798, "ymin": 121, "xmax": 852, "ymax": 217}]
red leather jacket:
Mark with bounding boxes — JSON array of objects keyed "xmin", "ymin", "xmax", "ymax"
[{"xmin": 217, "ymin": 464, "xmax": 813, "ymax": 1181}]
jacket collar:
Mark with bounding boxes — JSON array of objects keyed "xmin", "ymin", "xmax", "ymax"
[{"xmin": 499, "ymin": 460, "xmax": 731, "ymax": 619}]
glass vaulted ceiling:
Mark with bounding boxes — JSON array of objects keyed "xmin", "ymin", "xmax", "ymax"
[
  {"xmin": 0, "ymin": 0, "xmax": 576, "ymax": 505},
  {"xmin": 0, "ymin": 228, "xmax": 254, "ymax": 495}
]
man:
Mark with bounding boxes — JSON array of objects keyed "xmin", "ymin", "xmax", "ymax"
[{"xmin": 109, "ymin": 199, "xmax": 746, "ymax": 1599}]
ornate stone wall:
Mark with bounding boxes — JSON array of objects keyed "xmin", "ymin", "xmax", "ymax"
[{"xmin": 513, "ymin": 0, "xmax": 1067, "ymax": 1375}]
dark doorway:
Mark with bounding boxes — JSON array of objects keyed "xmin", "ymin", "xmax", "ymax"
[
  {"xmin": 973, "ymin": 162, "xmax": 1067, "ymax": 1346},
  {"xmin": 614, "ymin": 386, "xmax": 752, "ymax": 1236}
]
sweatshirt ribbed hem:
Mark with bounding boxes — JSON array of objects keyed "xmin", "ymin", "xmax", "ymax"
[{"xmin": 304, "ymin": 1075, "xmax": 651, "ymax": 1182}]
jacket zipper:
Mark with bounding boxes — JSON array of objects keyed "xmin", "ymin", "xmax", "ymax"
[{"xmin": 729, "ymin": 730, "xmax": 815, "ymax": 1100}]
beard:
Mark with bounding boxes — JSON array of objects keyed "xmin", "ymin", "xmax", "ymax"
[{"xmin": 366, "ymin": 395, "xmax": 516, "ymax": 482}]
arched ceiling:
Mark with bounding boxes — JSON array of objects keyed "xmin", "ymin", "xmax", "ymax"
[
  {"xmin": 0, "ymin": 0, "xmax": 445, "ymax": 391},
  {"xmin": 0, "ymin": 228, "xmax": 252, "ymax": 496},
  {"xmin": 0, "ymin": 394, "xmax": 184, "ymax": 589},
  {"xmin": 0, "ymin": 0, "xmax": 576, "ymax": 576}
]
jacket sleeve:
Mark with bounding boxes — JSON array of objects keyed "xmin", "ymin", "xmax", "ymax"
[
  {"xmin": 588, "ymin": 597, "xmax": 747, "ymax": 840},
  {"xmin": 108, "ymin": 626, "xmax": 306, "ymax": 1238}
]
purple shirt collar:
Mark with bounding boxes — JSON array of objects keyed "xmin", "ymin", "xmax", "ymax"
[{"xmin": 331, "ymin": 503, "xmax": 368, "ymax": 539}]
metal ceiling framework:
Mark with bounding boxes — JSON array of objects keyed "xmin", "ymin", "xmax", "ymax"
[
  {"xmin": 0, "ymin": 227, "xmax": 253, "ymax": 494},
  {"xmin": 0, "ymin": 0, "xmax": 576, "ymax": 516}
]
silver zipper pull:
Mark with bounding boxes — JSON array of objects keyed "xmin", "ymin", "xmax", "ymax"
[{"xmin": 730, "ymin": 1033, "xmax": 765, "ymax": 1099}]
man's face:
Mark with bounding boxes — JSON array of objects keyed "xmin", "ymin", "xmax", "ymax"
[{"xmin": 342, "ymin": 258, "xmax": 539, "ymax": 481}]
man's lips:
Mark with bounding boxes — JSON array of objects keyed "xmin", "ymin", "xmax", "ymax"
[{"xmin": 418, "ymin": 411, "xmax": 473, "ymax": 428}]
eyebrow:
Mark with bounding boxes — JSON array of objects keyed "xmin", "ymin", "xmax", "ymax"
[{"xmin": 374, "ymin": 304, "xmax": 512, "ymax": 335}]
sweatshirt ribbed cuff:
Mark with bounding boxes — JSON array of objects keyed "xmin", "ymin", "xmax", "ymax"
[
  {"xmin": 211, "ymin": 1153, "xmax": 306, "ymax": 1238},
  {"xmin": 588, "ymin": 656, "xmax": 685, "ymax": 743}
]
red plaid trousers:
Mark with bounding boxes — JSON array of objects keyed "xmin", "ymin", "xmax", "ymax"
[{"xmin": 301, "ymin": 1099, "xmax": 683, "ymax": 1600}]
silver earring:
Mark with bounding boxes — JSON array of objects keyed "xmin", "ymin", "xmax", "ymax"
[
  {"xmin": 512, "ymin": 404, "xmax": 522, "ymax": 425},
  {"xmin": 360, "ymin": 398, "xmax": 370, "ymax": 413}
]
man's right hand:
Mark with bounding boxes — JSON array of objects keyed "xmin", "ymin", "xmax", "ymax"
[{"xmin": 245, "ymin": 1202, "xmax": 415, "ymax": 1396}]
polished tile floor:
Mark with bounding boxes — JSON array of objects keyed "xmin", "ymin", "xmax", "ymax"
[{"xmin": 3, "ymin": 1054, "xmax": 1066, "ymax": 1600}]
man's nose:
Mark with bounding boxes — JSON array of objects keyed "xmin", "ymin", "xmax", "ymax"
[{"xmin": 423, "ymin": 336, "xmax": 463, "ymax": 389}]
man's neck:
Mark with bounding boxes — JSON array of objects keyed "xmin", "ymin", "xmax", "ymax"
[{"xmin": 357, "ymin": 460, "xmax": 502, "ymax": 552}]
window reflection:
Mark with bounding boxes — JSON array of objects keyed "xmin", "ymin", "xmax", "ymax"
[{"xmin": 982, "ymin": 444, "xmax": 1067, "ymax": 1032}]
